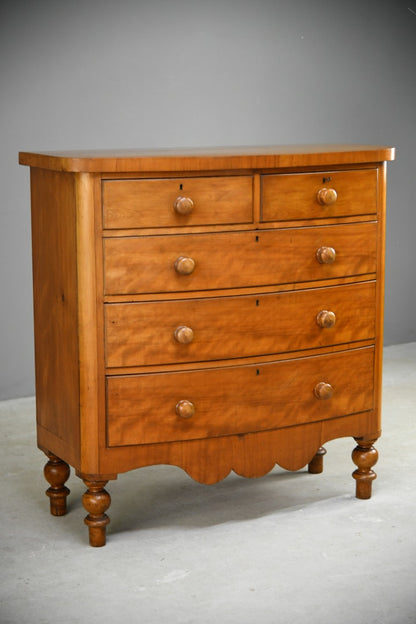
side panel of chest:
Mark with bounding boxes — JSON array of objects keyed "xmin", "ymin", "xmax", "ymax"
[{"xmin": 30, "ymin": 168, "xmax": 81, "ymax": 466}]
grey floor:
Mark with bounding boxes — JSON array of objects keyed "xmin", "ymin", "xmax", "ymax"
[{"xmin": 1, "ymin": 342, "xmax": 415, "ymax": 624}]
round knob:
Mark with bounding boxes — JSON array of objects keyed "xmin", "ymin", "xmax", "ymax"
[
  {"xmin": 174, "ymin": 196, "xmax": 194, "ymax": 215},
  {"xmin": 174, "ymin": 325, "xmax": 194, "ymax": 344},
  {"xmin": 316, "ymin": 310, "xmax": 336, "ymax": 328},
  {"xmin": 174, "ymin": 256, "xmax": 196, "ymax": 275},
  {"xmin": 317, "ymin": 188, "xmax": 338, "ymax": 206},
  {"xmin": 314, "ymin": 382, "xmax": 334, "ymax": 400},
  {"xmin": 316, "ymin": 246, "xmax": 336, "ymax": 265},
  {"xmin": 175, "ymin": 400, "xmax": 195, "ymax": 419}
]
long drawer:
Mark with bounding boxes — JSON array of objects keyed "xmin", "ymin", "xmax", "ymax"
[
  {"xmin": 102, "ymin": 176, "xmax": 253, "ymax": 229},
  {"xmin": 106, "ymin": 347, "xmax": 375, "ymax": 446},
  {"xmin": 261, "ymin": 169, "xmax": 377, "ymax": 222},
  {"xmin": 105, "ymin": 282, "xmax": 376, "ymax": 367},
  {"xmin": 104, "ymin": 222, "xmax": 377, "ymax": 295}
]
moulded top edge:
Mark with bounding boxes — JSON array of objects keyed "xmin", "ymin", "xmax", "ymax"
[{"xmin": 18, "ymin": 144, "xmax": 395, "ymax": 173}]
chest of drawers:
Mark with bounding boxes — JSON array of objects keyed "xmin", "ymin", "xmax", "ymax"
[{"xmin": 19, "ymin": 145, "xmax": 395, "ymax": 546}]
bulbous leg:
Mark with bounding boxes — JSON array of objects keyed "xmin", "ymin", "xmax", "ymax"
[
  {"xmin": 82, "ymin": 480, "xmax": 111, "ymax": 547},
  {"xmin": 352, "ymin": 437, "xmax": 379, "ymax": 499},
  {"xmin": 308, "ymin": 446, "xmax": 327, "ymax": 474},
  {"xmin": 43, "ymin": 452, "xmax": 70, "ymax": 516}
]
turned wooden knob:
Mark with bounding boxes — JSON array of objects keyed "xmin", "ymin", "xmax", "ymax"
[
  {"xmin": 314, "ymin": 382, "xmax": 334, "ymax": 400},
  {"xmin": 174, "ymin": 325, "xmax": 194, "ymax": 344},
  {"xmin": 316, "ymin": 310, "xmax": 336, "ymax": 328},
  {"xmin": 176, "ymin": 399, "xmax": 195, "ymax": 418},
  {"xmin": 174, "ymin": 255, "xmax": 196, "ymax": 275},
  {"xmin": 174, "ymin": 196, "xmax": 194, "ymax": 215},
  {"xmin": 317, "ymin": 187, "xmax": 338, "ymax": 206},
  {"xmin": 316, "ymin": 246, "xmax": 336, "ymax": 264}
]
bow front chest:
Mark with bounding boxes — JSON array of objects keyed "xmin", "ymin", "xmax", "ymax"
[{"xmin": 19, "ymin": 145, "xmax": 395, "ymax": 546}]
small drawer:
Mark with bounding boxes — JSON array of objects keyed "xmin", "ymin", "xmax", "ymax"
[
  {"xmin": 106, "ymin": 347, "xmax": 375, "ymax": 446},
  {"xmin": 102, "ymin": 176, "xmax": 253, "ymax": 229},
  {"xmin": 104, "ymin": 223, "xmax": 377, "ymax": 295},
  {"xmin": 261, "ymin": 169, "xmax": 377, "ymax": 222},
  {"xmin": 105, "ymin": 282, "xmax": 376, "ymax": 368}
]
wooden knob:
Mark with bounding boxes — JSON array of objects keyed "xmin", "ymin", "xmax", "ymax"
[
  {"xmin": 175, "ymin": 400, "xmax": 195, "ymax": 418},
  {"xmin": 174, "ymin": 325, "xmax": 194, "ymax": 344},
  {"xmin": 317, "ymin": 187, "xmax": 338, "ymax": 206},
  {"xmin": 316, "ymin": 310, "xmax": 336, "ymax": 328},
  {"xmin": 174, "ymin": 196, "xmax": 194, "ymax": 215},
  {"xmin": 174, "ymin": 256, "xmax": 196, "ymax": 275},
  {"xmin": 316, "ymin": 246, "xmax": 336, "ymax": 264},
  {"xmin": 314, "ymin": 382, "xmax": 334, "ymax": 400}
]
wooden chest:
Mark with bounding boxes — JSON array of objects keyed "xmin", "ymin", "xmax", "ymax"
[{"xmin": 19, "ymin": 145, "xmax": 395, "ymax": 546}]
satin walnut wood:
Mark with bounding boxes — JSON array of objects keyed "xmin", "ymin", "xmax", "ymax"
[{"xmin": 19, "ymin": 145, "xmax": 394, "ymax": 545}]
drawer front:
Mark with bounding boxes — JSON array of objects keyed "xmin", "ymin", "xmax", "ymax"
[
  {"xmin": 105, "ymin": 282, "xmax": 376, "ymax": 367},
  {"xmin": 102, "ymin": 176, "xmax": 253, "ymax": 229},
  {"xmin": 106, "ymin": 347, "xmax": 375, "ymax": 446},
  {"xmin": 261, "ymin": 169, "xmax": 377, "ymax": 222},
  {"xmin": 104, "ymin": 223, "xmax": 377, "ymax": 295}
]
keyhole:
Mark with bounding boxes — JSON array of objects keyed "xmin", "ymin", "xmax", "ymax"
[{"xmin": 179, "ymin": 183, "xmax": 183, "ymax": 190}]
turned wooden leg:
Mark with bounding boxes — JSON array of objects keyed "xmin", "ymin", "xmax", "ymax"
[
  {"xmin": 82, "ymin": 480, "xmax": 111, "ymax": 547},
  {"xmin": 43, "ymin": 452, "xmax": 70, "ymax": 516},
  {"xmin": 308, "ymin": 446, "xmax": 327, "ymax": 474},
  {"xmin": 352, "ymin": 437, "xmax": 379, "ymax": 499}
]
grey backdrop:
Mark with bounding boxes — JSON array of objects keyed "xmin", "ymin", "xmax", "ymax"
[{"xmin": 1, "ymin": 0, "xmax": 415, "ymax": 400}]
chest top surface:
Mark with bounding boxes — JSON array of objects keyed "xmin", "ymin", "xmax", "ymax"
[{"xmin": 19, "ymin": 144, "xmax": 395, "ymax": 173}]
